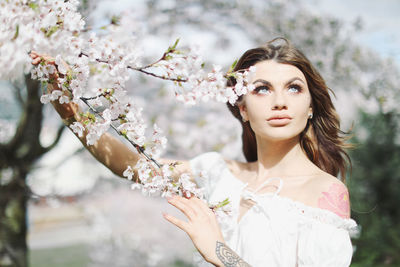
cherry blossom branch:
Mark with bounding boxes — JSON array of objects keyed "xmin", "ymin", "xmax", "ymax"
[
  {"xmin": 9, "ymin": 0, "xmax": 257, "ymax": 212},
  {"xmin": 78, "ymin": 39, "xmax": 189, "ymax": 83},
  {"xmin": 130, "ymin": 67, "xmax": 187, "ymax": 82},
  {"xmin": 78, "ymin": 96, "xmax": 162, "ymax": 169}
]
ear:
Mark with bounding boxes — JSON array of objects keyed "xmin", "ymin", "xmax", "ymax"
[
  {"xmin": 238, "ymin": 104, "xmax": 248, "ymax": 122},
  {"xmin": 308, "ymin": 106, "xmax": 313, "ymax": 117}
]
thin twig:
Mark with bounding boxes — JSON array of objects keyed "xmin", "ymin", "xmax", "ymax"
[
  {"xmin": 128, "ymin": 66, "xmax": 187, "ymax": 82},
  {"xmin": 81, "ymin": 95, "xmax": 102, "ymax": 101},
  {"xmin": 78, "ymin": 52, "xmax": 188, "ymax": 83}
]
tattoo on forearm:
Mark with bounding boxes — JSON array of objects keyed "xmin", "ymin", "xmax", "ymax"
[{"xmin": 215, "ymin": 241, "xmax": 251, "ymax": 267}]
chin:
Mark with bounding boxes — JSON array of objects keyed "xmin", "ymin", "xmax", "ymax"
[
  {"xmin": 266, "ymin": 135, "xmax": 299, "ymax": 142},
  {"xmin": 257, "ymin": 129, "xmax": 303, "ymax": 142}
]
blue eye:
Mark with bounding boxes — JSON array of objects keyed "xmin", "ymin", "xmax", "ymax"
[
  {"xmin": 288, "ymin": 84, "xmax": 302, "ymax": 93},
  {"xmin": 255, "ymin": 86, "xmax": 271, "ymax": 95}
]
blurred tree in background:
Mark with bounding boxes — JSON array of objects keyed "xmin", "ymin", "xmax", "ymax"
[
  {"xmin": 349, "ymin": 108, "xmax": 400, "ymax": 266},
  {"xmin": 0, "ymin": 3, "xmax": 92, "ymax": 267},
  {"xmin": 1, "ymin": 0, "xmax": 399, "ymax": 266},
  {"xmin": 0, "ymin": 76, "xmax": 65, "ymax": 267}
]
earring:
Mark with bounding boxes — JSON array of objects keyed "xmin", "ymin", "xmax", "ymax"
[
  {"xmin": 308, "ymin": 113, "xmax": 313, "ymax": 119},
  {"xmin": 242, "ymin": 117, "xmax": 247, "ymax": 122}
]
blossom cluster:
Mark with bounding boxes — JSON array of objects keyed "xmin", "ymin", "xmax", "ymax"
[
  {"xmin": 156, "ymin": 46, "xmax": 256, "ymax": 105},
  {"xmin": 2, "ymin": 0, "xmax": 255, "ymax": 210},
  {"xmin": 124, "ymin": 158, "xmax": 205, "ymax": 199},
  {"xmin": 0, "ymin": 0, "xmax": 85, "ymax": 80}
]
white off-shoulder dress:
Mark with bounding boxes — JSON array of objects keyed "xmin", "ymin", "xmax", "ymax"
[{"xmin": 190, "ymin": 152, "xmax": 359, "ymax": 267}]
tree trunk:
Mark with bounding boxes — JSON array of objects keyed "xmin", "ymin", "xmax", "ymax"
[
  {"xmin": 0, "ymin": 167, "xmax": 28, "ymax": 267},
  {"xmin": 0, "ymin": 75, "xmax": 62, "ymax": 267}
]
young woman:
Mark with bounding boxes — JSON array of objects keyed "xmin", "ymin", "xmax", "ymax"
[{"xmin": 30, "ymin": 38, "xmax": 358, "ymax": 267}]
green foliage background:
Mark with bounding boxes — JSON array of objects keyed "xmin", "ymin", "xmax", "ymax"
[{"xmin": 349, "ymin": 109, "xmax": 400, "ymax": 266}]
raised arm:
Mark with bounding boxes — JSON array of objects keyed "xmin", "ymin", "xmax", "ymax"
[{"xmin": 30, "ymin": 51, "xmax": 191, "ymax": 182}]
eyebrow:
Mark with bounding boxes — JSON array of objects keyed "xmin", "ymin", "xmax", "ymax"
[{"xmin": 253, "ymin": 77, "xmax": 306, "ymax": 87}]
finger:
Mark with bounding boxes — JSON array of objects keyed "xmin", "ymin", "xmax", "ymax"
[
  {"xmin": 29, "ymin": 51, "xmax": 38, "ymax": 58},
  {"xmin": 163, "ymin": 213, "xmax": 191, "ymax": 233},
  {"xmin": 45, "ymin": 56, "xmax": 55, "ymax": 64},
  {"xmin": 30, "ymin": 53, "xmax": 38, "ymax": 60},
  {"xmin": 167, "ymin": 195, "xmax": 197, "ymax": 219},
  {"xmin": 189, "ymin": 196, "xmax": 213, "ymax": 216},
  {"xmin": 34, "ymin": 57, "xmax": 44, "ymax": 65},
  {"xmin": 167, "ymin": 195, "xmax": 197, "ymax": 218},
  {"xmin": 182, "ymin": 189, "xmax": 193, "ymax": 199},
  {"xmin": 32, "ymin": 57, "xmax": 41, "ymax": 65},
  {"xmin": 185, "ymin": 196, "xmax": 204, "ymax": 213}
]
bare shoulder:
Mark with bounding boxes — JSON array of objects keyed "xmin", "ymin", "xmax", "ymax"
[
  {"xmin": 223, "ymin": 158, "xmax": 240, "ymax": 173},
  {"xmin": 223, "ymin": 157, "xmax": 252, "ymax": 182},
  {"xmin": 308, "ymin": 173, "xmax": 351, "ymax": 219}
]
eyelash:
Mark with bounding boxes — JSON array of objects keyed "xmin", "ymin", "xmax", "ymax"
[
  {"xmin": 288, "ymin": 84, "xmax": 302, "ymax": 93},
  {"xmin": 254, "ymin": 84, "xmax": 303, "ymax": 94}
]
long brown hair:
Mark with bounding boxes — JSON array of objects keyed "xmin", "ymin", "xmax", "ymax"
[{"xmin": 227, "ymin": 37, "xmax": 352, "ymax": 181}]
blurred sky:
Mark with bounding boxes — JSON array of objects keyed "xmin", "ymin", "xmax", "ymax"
[
  {"xmin": 306, "ymin": 0, "xmax": 400, "ymax": 65},
  {"xmin": 92, "ymin": 0, "xmax": 400, "ymax": 64}
]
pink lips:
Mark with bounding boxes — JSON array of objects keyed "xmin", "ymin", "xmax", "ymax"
[{"xmin": 267, "ymin": 115, "xmax": 292, "ymax": 126}]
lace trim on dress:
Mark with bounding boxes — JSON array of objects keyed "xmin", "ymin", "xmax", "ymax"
[
  {"xmin": 267, "ymin": 195, "xmax": 360, "ymax": 237},
  {"xmin": 216, "ymin": 153, "xmax": 360, "ymax": 237}
]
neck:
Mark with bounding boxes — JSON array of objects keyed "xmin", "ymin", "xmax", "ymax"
[{"xmin": 253, "ymin": 135, "xmax": 314, "ymax": 180}]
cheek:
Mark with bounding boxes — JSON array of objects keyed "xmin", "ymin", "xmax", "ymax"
[
  {"xmin": 244, "ymin": 97, "xmax": 267, "ymax": 118},
  {"xmin": 299, "ymin": 106, "xmax": 310, "ymax": 118},
  {"xmin": 247, "ymin": 105, "xmax": 266, "ymax": 123},
  {"xmin": 298, "ymin": 107, "xmax": 312, "ymax": 129},
  {"xmin": 296, "ymin": 96, "xmax": 312, "ymax": 116}
]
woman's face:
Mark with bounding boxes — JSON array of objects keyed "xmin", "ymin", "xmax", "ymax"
[{"xmin": 239, "ymin": 60, "xmax": 312, "ymax": 142}]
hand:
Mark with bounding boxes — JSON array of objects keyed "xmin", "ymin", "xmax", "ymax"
[
  {"xmin": 29, "ymin": 50, "xmax": 55, "ymax": 66},
  {"xmin": 29, "ymin": 51, "xmax": 78, "ymax": 121},
  {"xmin": 29, "ymin": 51, "xmax": 59, "ymax": 80},
  {"xmin": 29, "ymin": 51, "xmax": 69, "ymax": 80},
  {"xmin": 164, "ymin": 195, "xmax": 225, "ymax": 266}
]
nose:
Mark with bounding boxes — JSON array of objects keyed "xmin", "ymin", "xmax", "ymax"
[{"xmin": 271, "ymin": 91, "xmax": 287, "ymax": 110}]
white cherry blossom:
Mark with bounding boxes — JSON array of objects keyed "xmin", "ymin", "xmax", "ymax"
[
  {"xmin": 70, "ymin": 122, "xmax": 85, "ymax": 137},
  {"xmin": 123, "ymin": 166, "xmax": 135, "ymax": 181}
]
